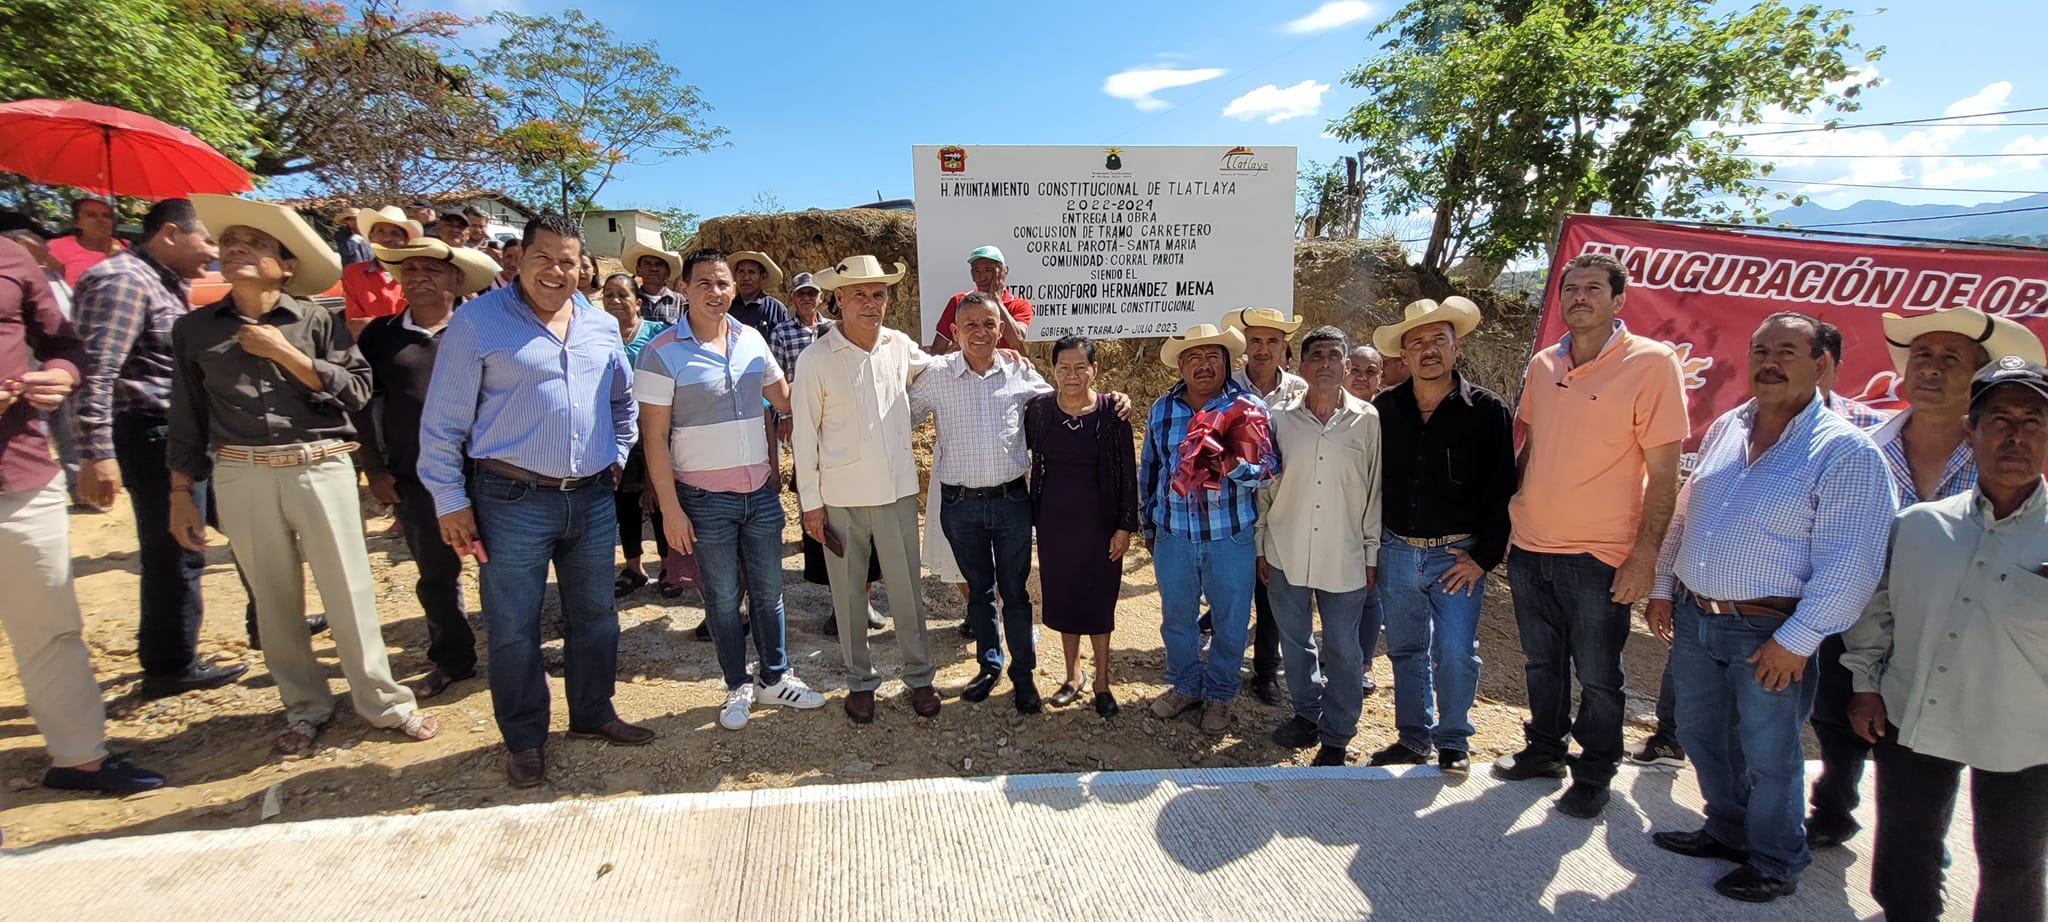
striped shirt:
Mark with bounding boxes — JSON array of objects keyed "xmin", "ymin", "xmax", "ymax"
[
  {"xmin": 908, "ymin": 352, "xmax": 1051, "ymax": 488},
  {"xmin": 632, "ymin": 315, "xmax": 783, "ymax": 493},
  {"xmin": 1652, "ymin": 392, "xmax": 1897, "ymax": 656},
  {"xmin": 70, "ymin": 248, "xmax": 190, "ymax": 458},
  {"xmin": 1137, "ymin": 379, "xmax": 1277, "ymax": 542},
  {"xmin": 417, "ymin": 286, "xmax": 636, "ymax": 516},
  {"xmin": 1866, "ymin": 407, "xmax": 1976, "ymax": 506}
]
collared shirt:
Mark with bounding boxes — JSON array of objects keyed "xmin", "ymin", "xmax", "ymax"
[
  {"xmin": 908, "ymin": 351, "xmax": 1051, "ymax": 488},
  {"xmin": 1232, "ymin": 366, "xmax": 1308, "ymax": 409},
  {"xmin": 1511, "ymin": 321, "xmax": 1689, "ymax": 567},
  {"xmin": 70, "ymin": 247, "xmax": 190, "ymax": 458},
  {"xmin": 166, "ymin": 293, "xmax": 372, "ymax": 479},
  {"xmin": 791, "ymin": 324, "xmax": 933, "ymax": 510},
  {"xmin": 935, "ymin": 290, "xmax": 1034, "ymax": 348},
  {"xmin": 767, "ymin": 314, "xmax": 816, "ymax": 386},
  {"xmin": 337, "ymin": 231, "xmax": 374, "ymax": 266},
  {"xmin": 621, "ymin": 318, "xmax": 668, "ymax": 365},
  {"xmin": 1372, "ymin": 373, "xmax": 1518, "ymax": 570},
  {"xmin": 0, "ymin": 237, "xmax": 85, "ymax": 494},
  {"xmin": 1842, "ymin": 480, "xmax": 2048, "ymax": 772},
  {"xmin": 1865, "ymin": 408, "xmax": 1977, "ymax": 507},
  {"xmin": 48, "ymin": 234, "xmax": 122, "ymax": 287},
  {"xmin": 633, "ymin": 315, "xmax": 783, "ymax": 493},
  {"xmin": 637, "ymin": 287, "xmax": 682, "ymax": 324},
  {"xmin": 1826, "ymin": 391, "xmax": 1891, "ymax": 430},
  {"xmin": 1137, "ymin": 379, "xmax": 1277, "ymax": 542},
  {"xmin": 354, "ymin": 308, "xmax": 446, "ymax": 479},
  {"xmin": 1652, "ymin": 393, "xmax": 1896, "ymax": 656},
  {"xmin": 341, "ymin": 260, "xmax": 406, "ymax": 322},
  {"xmin": 417, "ymin": 286, "xmax": 636, "ymax": 516},
  {"xmin": 732, "ymin": 295, "xmax": 807, "ymax": 412},
  {"xmin": 1255, "ymin": 390, "xmax": 1382, "ymax": 592}
]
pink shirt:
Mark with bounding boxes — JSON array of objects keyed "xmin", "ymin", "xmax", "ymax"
[{"xmin": 49, "ymin": 235, "xmax": 123, "ymax": 287}]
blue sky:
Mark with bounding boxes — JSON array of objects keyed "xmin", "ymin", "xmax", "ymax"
[{"xmin": 465, "ymin": 1, "xmax": 2048, "ymax": 232}]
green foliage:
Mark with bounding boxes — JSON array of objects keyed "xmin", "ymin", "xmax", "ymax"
[
  {"xmin": 1328, "ymin": 0, "xmax": 1881, "ymax": 275},
  {"xmin": 735, "ymin": 190, "xmax": 784, "ymax": 215},
  {"xmin": 1297, "ymin": 159, "xmax": 1350, "ymax": 237},
  {"xmin": 647, "ymin": 205, "xmax": 700, "ymax": 250}
]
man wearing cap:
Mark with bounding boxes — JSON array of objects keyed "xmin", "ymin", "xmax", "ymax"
[
  {"xmin": 791, "ymin": 254, "xmax": 944, "ymax": 723},
  {"xmin": 1843, "ymin": 355, "xmax": 2048, "ymax": 922},
  {"xmin": 340, "ymin": 206, "xmax": 422, "ymax": 336},
  {"xmin": 1223, "ymin": 307, "xmax": 1309, "ymax": 706},
  {"xmin": 1645, "ymin": 311, "xmax": 1894, "ymax": 904},
  {"xmin": 351, "ymin": 238, "xmax": 498, "ymax": 700},
  {"xmin": 624, "ymin": 241, "xmax": 684, "ymax": 324},
  {"xmin": 167, "ymin": 195, "xmax": 437, "ymax": 754},
  {"xmin": 1365, "ymin": 297, "xmax": 1516, "ymax": 775},
  {"xmin": 1139, "ymin": 322, "xmax": 1278, "ymax": 733},
  {"xmin": 434, "ymin": 212, "xmax": 469, "ymax": 248},
  {"xmin": 931, "ymin": 245, "xmax": 1031, "ymax": 356},
  {"xmin": 1500, "ymin": 253, "xmax": 1688, "ymax": 819}
]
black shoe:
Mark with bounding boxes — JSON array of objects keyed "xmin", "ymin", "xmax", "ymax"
[
  {"xmin": 1651, "ymin": 829, "xmax": 1751, "ymax": 864},
  {"xmin": 42, "ymin": 756, "xmax": 166, "ymax": 795},
  {"xmin": 1312, "ymin": 744, "xmax": 1349, "ymax": 766},
  {"xmin": 1361, "ymin": 674, "xmax": 1377, "ymax": 697},
  {"xmin": 1014, "ymin": 681, "xmax": 1043, "ymax": 715},
  {"xmin": 1270, "ymin": 716, "xmax": 1320, "ymax": 749},
  {"xmin": 1805, "ymin": 812, "xmax": 1860, "ymax": 848},
  {"xmin": 960, "ymin": 670, "xmax": 1000, "ymax": 703},
  {"xmin": 820, "ymin": 615, "xmax": 839, "ymax": 638},
  {"xmin": 1197, "ymin": 609, "xmax": 1214, "ymax": 637},
  {"xmin": 1557, "ymin": 781, "xmax": 1611, "ymax": 818},
  {"xmin": 1092, "ymin": 692, "xmax": 1119, "ymax": 718},
  {"xmin": 1437, "ymin": 749, "xmax": 1470, "ymax": 773},
  {"xmin": 1366, "ymin": 741, "xmax": 1430, "ymax": 766},
  {"xmin": 1490, "ymin": 748, "xmax": 1569, "ymax": 781},
  {"xmin": 694, "ymin": 620, "xmax": 711, "ymax": 641},
  {"xmin": 1628, "ymin": 734, "xmax": 1687, "ymax": 767},
  {"xmin": 1713, "ymin": 865, "xmax": 1797, "ymax": 903},
  {"xmin": 246, "ymin": 615, "xmax": 329, "ymax": 652},
  {"xmin": 139, "ymin": 661, "xmax": 248, "ymax": 699},
  {"xmin": 957, "ymin": 619, "xmax": 975, "ymax": 639},
  {"xmin": 1249, "ymin": 677, "xmax": 1284, "ymax": 707}
]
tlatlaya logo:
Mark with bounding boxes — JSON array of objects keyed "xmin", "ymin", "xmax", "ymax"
[
  {"xmin": 1220, "ymin": 146, "xmax": 1269, "ymax": 173},
  {"xmin": 939, "ymin": 146, "xmax": 967, "ymax": 173},
  {"xmin": 1104, "ymin": 147, "xmax": 1123, "ymax": 171}
]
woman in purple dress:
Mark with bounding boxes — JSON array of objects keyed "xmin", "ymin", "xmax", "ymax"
[{"xmin": 1024, "ymin": 336, "xmax": 1140, "ymax": 717}]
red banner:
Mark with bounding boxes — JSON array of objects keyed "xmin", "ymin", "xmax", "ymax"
[{"xmin": 1539, "ymin": 215, "xmax": 2048, "ymax": 459}]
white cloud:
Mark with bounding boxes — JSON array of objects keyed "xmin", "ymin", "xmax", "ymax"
[
  {"xmin": 1101, "ymin": 66, "xmax": 1229, "ymax": 112},
  {"xmin": 1223, "ymin": 80, "xmax": 1332, "ymax": 123},
  {"xmin": 1283, "ymin": 1, "xmax": 1374, "ymax": 34}
]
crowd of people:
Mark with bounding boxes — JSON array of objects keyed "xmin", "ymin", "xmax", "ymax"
[{"xmin": 2, "ymin": 197, "xmax": 2045, "ymax": 918}]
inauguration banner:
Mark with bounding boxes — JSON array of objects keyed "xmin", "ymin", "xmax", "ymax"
[
  {"xmin": 1541, "ymin": 214, "xmax": 2048, "ymax": 467},
  {"xmin": 911, "ymin": 144, "xmax": 1296, "ymax": 342}
]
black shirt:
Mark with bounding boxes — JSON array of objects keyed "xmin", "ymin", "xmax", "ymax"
[
  {"xmin": 1373, "ymin": 371, "xmax": 1518, "ymax": 570},
  {"xmin": 167, "ymin": 294, "xmax": 372, "ymax": 479},
  {"xmin": 354, "ymin": 310, "xmax": 444, "ymax": 480},
  {"xmin": 729, "ymin": 294, "xmax": 793, "ymax": 341}
]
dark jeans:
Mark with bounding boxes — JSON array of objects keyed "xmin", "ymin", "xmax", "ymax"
[
  {"xmin": 1654, "ymin": 654, "xmax": 1677, "ymax": 739},
  {"xmin": 940, "ymin": 481, "xmax": 1035, "ymax": 682},
  {"xmin": 1873, "ymin": 729, "xmax": 2048, "ymax": 922},
  {"xmin": 393, "ymin": 474, "xmax": 476, "ymax": 677},
  {"xmin": 113, "ymin": 412, "xmax": 207, "ymax": 677},
  {"xmin": 469, "ymin": 471, "xmax": 620, "ymax": 752},
  {"xmin": 1252, "ymin": 577, "xmax": 1280, "ymax": 683},
  {"xmin": 677, "ymin": 479, "xmax": 787, "ymax": 690},
  {"xmin": 1506, "ymin": 548, "xmax": 1631, "ymax": 785},
  {"xmin": 613, "ymin": 490, "xmax": 669, "ymax": 562},
  {"xmin": 1807, "ymin": 632, "xmax": 1869, "ymax": 826}
]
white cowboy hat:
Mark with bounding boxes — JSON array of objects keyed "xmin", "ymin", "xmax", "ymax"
[
  {"xmin": 1881, "ymin": 307, "xmax": 2045, "ymax": 373},
  {"xmin": 372, "ymin": 238, "xmax": 498, "ymax": 295},
  {"xmin": 1221, "ymin": 307, "xmax": 1302, "ymax": 336},
  {"xmin": 351, "ymin": 205, "xmax": 422, "ymax": 241},
  {"xmin": 814, "ymin": 254, "xmax": 906, "ymax": 291},
  {"xmin": 621, "ymin": 241, "xmax": 682, "ymax": 282},
  {"xmin": 1373, "ymin": 296, "xmax": 1482, "ymax": 355},
  {"xmin": 1159, "ymin": 322, "xmax": 1246, "ymax": 369},
  {"xmin": 191, "ymin": 194, "xmax": 341, "ymax": 297},
  {"xmin": 726, "ymin": 250, "xmax": 785, "ymax": 290}
]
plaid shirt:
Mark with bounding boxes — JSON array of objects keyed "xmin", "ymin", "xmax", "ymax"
[
  {"xmin": 767, "ymin": 316, "xmax": 815, "ymax": 386},
  {"xmin": 1138, "ymin": 379, "xmax": 1277, "ymax": 542},
  {"xmin": 1867, "ymin": 408, "xmax": 1977, "ymax": 506},
  {"xmin": 1825, "ymin": 391, "xmax": 1891, "ymax": 430},
  {"xmin": 71, "ymin": 248, "xmax": 191, "ymax": 458}
]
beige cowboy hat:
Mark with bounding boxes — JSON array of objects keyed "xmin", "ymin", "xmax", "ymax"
[
  {"xmin": 350, "ymin": 205, "xmax": 422, "ymax": 241},
  {"xmin": 1221, "ymin": 307, "xmax": 1302, "ymax": 336},
  {"xmin": 621, "ymin": 241, "xmax": 682, "ymax": 282},
  {"xmin": 1881, "ymin": 306, "xmax": 2046, "ymax": 373},
  {"xmin": 1372, "ymin": 296, "xmax": 1482, "ymax": 355},
  {"xmin": 814, "ymin": 254, "xmax": 907, "ymax": 291},
  {"xmin": 726, "ymin": 250, "xmax": 785, "ymax": 290},
  {"xmin": 372, "ymin": 238, "xmax": 498, "ymax": 295},
  {"xmin": 190, "ymin": 194, "xmax": 341, "ymax": 297},
  {"xmin": 1159, "ymin": 322, "xmax": 1246, "ymax": 369}
]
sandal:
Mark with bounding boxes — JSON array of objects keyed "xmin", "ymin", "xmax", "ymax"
[
  {"xmin": 394, "ymin": 711, "xmax": 439, "ymax": 741},
  {"xmin": 614, "ymin": 566, "xmax": 649, "ymax": 597},
  {"xmin": 275, "ymin": 719, "xmax": 321, "ymax": 755},
  {"xmin": 405, "ymin": 668, "xmax": 468, "ymax": 700}
]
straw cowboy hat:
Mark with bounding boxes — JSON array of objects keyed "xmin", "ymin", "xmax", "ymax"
[
  {"xmin": 190, "ymin": 194, "xmax": 341, "ymax": 297},
  {"xmin": 814, "ymin": 254, "xmax": 906, "ymax": 291},
  {"xmin": 1221, "ymin": 307, "xmax": 1302, "ymax": 336},
  {"xmin": 372, "ymin": 238, "xmax": 498, "ymax": 295},
  {"xmin": 621, "ymin": 241, "xmax": 682, "ymax": 281},
  {"xmin": 727, "ymin": 250, "xmax": 785, "ymax": 290},
  {"xmin": 1372, "ymin": 296, "xmax": 1482, "ymax": 355},
  {"xmin": 1159, "ymin": 322, "xmax": 1246, "ymax": 369},
  {"xmin": 1881, "ymin": 306, "xmax": 2045, "ymax": 373},
  {"xmin": 351, "ymin": 205, "xmax": 422, "ymax": 240}
]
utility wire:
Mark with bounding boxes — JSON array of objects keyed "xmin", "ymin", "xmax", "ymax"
[
  {"xmin": 1750, "ymin": 177, "xmax": 2048, "ymax": 195},
  {"xmin": 1740, "ymin": 151, "xmax": 2046, "ymax": 159},
  {"xmin": 1725, "ymin": 106, "xmax": 2048, "ymax": 137},
  {"xmin": 1792, "ymin": 203, "xmax": 2048, "ymax": 228}
]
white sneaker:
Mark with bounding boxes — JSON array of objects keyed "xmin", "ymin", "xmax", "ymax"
[
  {"xmin": 719, "ymin": 684, "xmax": 755, "ymax": 730},
  {"xmin": 757, "ymin": 672, "xmax": 825, "ymax": 710}
]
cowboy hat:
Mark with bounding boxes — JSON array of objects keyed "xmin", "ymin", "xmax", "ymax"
[
  {"xmin": 1372, "ymin": 296, "xmax": 1482, "ymax": 355},
  {"xmin": 1221, "ymin": 307, "xmax": 1302, "ymax": 336},
  {"xmin": 814, "ymin": 254, "xmax": 906, "ymax": 291},
  {"xmin": 1881, "ymin": 307, "xmax": 2045, "ymax": 374},
  {"xmin": 351, "ymin": 205, "xmax": 422, "ymax": 241},
  {"xmin": 621, "ymin": 241, "xmax": 682, "ymax": 282},
  {"xmin": 190, "ymin": 194, "xmax": 341, "ymax": 297},
  {"xmin": 1159, "ymin": 322, "xmax": 1246, "ymax": 369},
  {"xmin": 372, "ymin": 238, "xmax": 498, "ymax": 295},
  {"xmin": 727, "ymin": 250, "xmax": 785, "ymax": 290}
]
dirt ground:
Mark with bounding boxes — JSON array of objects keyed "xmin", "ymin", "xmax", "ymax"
[{"xmin": 0, "ymin": 480, "xmax": 1677, "ymax": 848}]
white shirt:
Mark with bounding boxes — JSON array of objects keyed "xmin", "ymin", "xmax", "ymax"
[
  {"xmin": 791, "ymin": 324, "xmax": 932, "ymax": 510},
  {"xmin": 909, "ymin": 352, "xmax": 1051, "ymax": 488},
  {"xmin": 1233, "ymin": 366, "xmax": 1307, "ymax": 408},
  {"xmin": 1255, "ymin": 389, "xmax": 1383, "ymax": 592}
]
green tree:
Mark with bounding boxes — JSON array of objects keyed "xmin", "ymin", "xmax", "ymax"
[
  {"xmin": 648, "ymin": 204, "xmax": 699, "ymax": 249},
  {"xmin": 1329, "ymin": 0, "xmax": 1880, "ymax": 276}
]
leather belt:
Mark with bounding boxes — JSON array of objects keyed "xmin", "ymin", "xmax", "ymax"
[
  {"xmin": 941, "ymin": 477, "xmax": 1025, "ymax": 501},
  {"xmin": 1693, "ymin": 593, "xmax": 1799, "ymax": 619},
  {"xmin": 216, "ymin": 441, "xmax": 358, "ymax": 468},
  {"xmin": 477, "ymin": 457, "xmax": 604, "ymax": 491},
  {"xmin": 1392, "ymin": 532, "xmax": 1471, "ymax": 549}
]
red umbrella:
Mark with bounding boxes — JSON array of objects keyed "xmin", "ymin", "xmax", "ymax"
[{"xmin": 0, "ymin": 99, "xmax": 251, "ymax": 198}]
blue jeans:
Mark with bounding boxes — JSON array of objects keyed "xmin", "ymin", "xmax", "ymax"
[
  {"xmin": 1152, "ymin": 528, "xmax": 1256, "ymax": 703},
  {"xmin": 1671, "ymin": 591, "xmax": 1820, "ymax": 881},
  {"xmin": 940, "ymin": 481, "xmax": 1036, "ymax": 682},
  {"xmin": 1267, "ymin": 566, "xmax": 1372, "ymax": 746},
  {"xmin": 1506, "ymin": 548, "xmax": 1632, "ymax": 785},
  {"xmin": 470, "ymin": 471, "xmax": 621, "ymax": 753},
  {"xmin": 677, "ymin": 479, "xmax": 788, "ymax": 690},
  {"xmin": 1379, "ymin": 534, "xmax": 1484, "ymax": 752}
]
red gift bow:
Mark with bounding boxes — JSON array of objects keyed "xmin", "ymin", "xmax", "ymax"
[{"xmin": 1171, "ymin": 401, "xmax": 1270, "ymax": 497}]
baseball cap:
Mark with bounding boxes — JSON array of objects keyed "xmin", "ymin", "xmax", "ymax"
[
  {"xmin": 790, "ymin": 271, "xmax": 820, "ymax": 293},
  {"xmin": 1970, "ymin": 354, "xmax": 2048, "ymax": 409},
  {"xmin": 967, "ymin": 245, "xmax": 1005, "ymax": 265}
]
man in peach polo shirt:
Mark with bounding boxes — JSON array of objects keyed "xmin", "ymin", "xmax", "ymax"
[{"xmin": 1497, "ymin": 252, "xmax": 1688, "ymax": 820}]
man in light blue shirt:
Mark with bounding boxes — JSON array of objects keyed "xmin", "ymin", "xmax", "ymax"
[{"xmin": 417, "ymin": 214, "xmax": 652, "ymax": 788}]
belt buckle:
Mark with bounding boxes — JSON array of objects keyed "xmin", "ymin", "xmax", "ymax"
[
  {"xmin": 556, "ymin": 475, "xmax": 578, "ymax": 492},
  {"xmin": 267, "ymin": 451, "xmax": 296, "ymax": 468}
]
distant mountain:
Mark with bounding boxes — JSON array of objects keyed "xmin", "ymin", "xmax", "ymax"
[{"xmin": 1768, "ymin": 193, "xmax": 2048, "ymax": 241}]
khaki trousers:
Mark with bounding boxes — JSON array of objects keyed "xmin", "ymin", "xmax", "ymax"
[
  {"xmin": 213, "ymin": 450, "xmax": 414, "ymax": 728},
  {"xmin": 0, "ymin": 479, "xmax": 108, "ymax": 767},
  {"xmin": 824, "ymin": 496, "xmax": 932, "ymax": 692}
]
